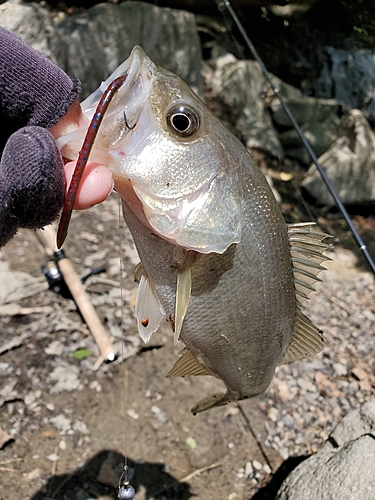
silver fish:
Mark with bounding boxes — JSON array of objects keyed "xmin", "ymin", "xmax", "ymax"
[{"xmin": 59, "ymin": 47, "xmax": 330, "ymax": 413}]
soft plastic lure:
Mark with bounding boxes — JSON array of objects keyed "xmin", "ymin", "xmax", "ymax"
[{"xmin": 56, "ymin": 75, "xmax": 127, "ymax": 249}]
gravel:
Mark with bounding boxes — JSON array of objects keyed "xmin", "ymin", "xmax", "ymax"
[{"xmin": 258, "ymin": 247, "xmax": 375, "ymax": 459}]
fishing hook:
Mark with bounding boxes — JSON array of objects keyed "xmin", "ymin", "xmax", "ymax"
[
  {"xmin": 216, "ymin": 0, "xmax": 375, "ymax": 277},
  {"xmin": 56, "ymin": 75, "xmax": 128, "ymax": 249},
  {"xmin": 124, "ymin": 110, "xmax": 137, "ymax": 131}
]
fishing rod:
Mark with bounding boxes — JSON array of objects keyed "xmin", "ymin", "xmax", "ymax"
[{"xmin": 216, "ymin": 0, "xmax": 375, "ymax": 277}]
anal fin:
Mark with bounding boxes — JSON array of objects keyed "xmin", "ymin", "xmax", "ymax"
[
  {"xmin": 167, "ymin": 348, "xmax": 211, "ymax": 378},
  {"xmin": 280, "ymin": 309, "xmax": 323, "ymax": 364}
]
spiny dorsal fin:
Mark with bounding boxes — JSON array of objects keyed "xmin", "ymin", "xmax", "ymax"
[
  {"xmin": 167, "ymin": 348, "xmax": 212, "ymax": 378},
  {"xmin": 288, "ymin": 222, "xmax": 332, "ymax": 302},
  {"xmin": 135, "ymin": 270, "xmax": 165, "ymax": 343},
  {"xmin": 280, "ymin": 309, "xmax": 323, "ymax": 364}
]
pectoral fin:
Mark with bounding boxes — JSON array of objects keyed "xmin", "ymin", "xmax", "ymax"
[
  {"xmin": 280, "ymin": 309, "xmax": 323, "ymax": 364},
  {"xmin": 135, "ymin": 271, "xmax": 165, "ymax": 343},
  {"xmin": 167, "ymin": 348, "xmax": 211, "ymax": 378},
  {"xmin": 134, "ymin": 262, "xmax": 143, "ymax": 283},
  {"xmin": 174, "ymin": 266, "xmax": 192, "ymax": 345}
]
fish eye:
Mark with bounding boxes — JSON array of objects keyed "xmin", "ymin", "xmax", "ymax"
[{"xmin": 166, "ymin": 105, "xmax": 200, "ymax": 137}]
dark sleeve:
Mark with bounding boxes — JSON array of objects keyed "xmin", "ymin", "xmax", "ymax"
[{"xmin": 0, "ymin": 27, "xmax": 81, "ymax": 154}]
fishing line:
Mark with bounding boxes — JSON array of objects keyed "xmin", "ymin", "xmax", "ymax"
[
  {"xmin": 118, "ymin": 196, "xmax": 136, "ymax": 500},
  {"xmin": 216, "ymin": 0, "xmax": 375, "ymax": 276}
]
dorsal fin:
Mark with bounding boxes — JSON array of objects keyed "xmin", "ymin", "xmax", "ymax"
[
  {"xmin": 167, "ymin": 348, "xmax": 212, "ymax": 378},
  {"xmin": 288, "ymin": 222, "xmax": 332, "ymax": 302},
  {"xmin": 280, "ymin": 309, "xmax": 323, "ymax": 364},
  {"xmin": 280, "ymin": 222, "xmax": 331, "ymax": 364}
]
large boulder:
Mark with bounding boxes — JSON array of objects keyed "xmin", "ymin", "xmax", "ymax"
[
  {"xmin": 314, "ymin": 47, "xmax": 375, "ymax": 119},
  {"xmin": 302, "ymin": 109, "xmax": 375, "ymax": 205},
  {"xmin": 268, "ymin": 90, "xmax": 341, "ymax": 165},
  {"xmin": 57, "ymin": 1, "xmax": 203, "ymax": 97},
  {"xmin": 270, "ymin": 95, "xmax": 340, "ymax": 129},
  {"xmin": 0, "ymin": 0, "xmax": 203, "ymax": 98},
  {"xmin": 278, "ymin": 116, "xmax": 340, "ymax": 165},
  {"xmin": 207, "ymin": 53, "xmax": 284, "ymax": 159},
  {"xmin": 275, "ymin": 400, "xmax": 375, "ymax": 500},
  {"xmin": 0, "ymin": 0, "xmax": 66, "ymax": 66}
]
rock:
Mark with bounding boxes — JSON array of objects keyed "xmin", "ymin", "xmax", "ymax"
[
  {"xmin": 333, "ymin": 362, "xmax": 348, "ymax": 377},
  {"xmin": 48, "ymin": 364, "xmax": 80, "ymax": 393},
  {"xmin": 58, "ymin": 1, "xmax": 202, "ymax": 97},
  {"xmin": 270, "ymin": 95, "xmax": 340, "ymax": 129},
  {"xmin": 49, "ymin": 414, "xmax": 72, "ymax": 434},
  {"xmin": 0, "ymin": 0, "xmax": 66, "ymax": 66},
  {"xmin": 329, "ymin": 400, "xmax": 375, "ymax": 447},
  {"xmin": 0, "ymin": 261, "xmax": 37, "ymax": 305},
  {"xmin": 302, "ymin": 110, "xmax": 375, "ymax": 205},
  {"xmin": 278, "ymin": 117, "xmax": 340, "ymax": 165},
  {"xmin": 0, "ymin": 427, "xmax": 13, "ymax": 449},
  {"xmin": 276, "ymin": 435, "xmax": 375, "ymax": 500},
  {"xmin": 208, "ymin": 53, "xmax": 283, "ymax": 159},
  {"xmin": 267, "ymin": 88, "xmax": 340, "ymax": 165},
  {"xmin": 314, "ymin": 47, "xmax": 375, "ymax": 117},
  {"xmin": 275, "ymin": 400, "xmax": 375, "ymax": 500}
]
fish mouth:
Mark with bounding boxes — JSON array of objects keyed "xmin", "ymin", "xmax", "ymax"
[
  {"xmin": 56, "ymin": 46, "xmax": 155, "ymax": 156},
  {"xmin": 82, "ymin": 45, "xmax": 155, "ymax": 125}
]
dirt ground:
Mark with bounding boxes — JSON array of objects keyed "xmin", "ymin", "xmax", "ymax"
[{"xmin": 0, "ymin": 192, "xmax": 374, "ymax": 500}]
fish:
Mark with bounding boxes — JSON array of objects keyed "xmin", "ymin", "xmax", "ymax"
[{"xmin": 57, "ymin": 46, "xmax": 331, "ymax": 414}]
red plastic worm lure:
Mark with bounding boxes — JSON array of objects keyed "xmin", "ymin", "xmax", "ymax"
[{"xmin": 56, "ymin": 75, "xmax": 128, "ymax": 249}]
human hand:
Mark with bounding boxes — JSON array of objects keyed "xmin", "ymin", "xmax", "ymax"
[
  {"xmin": 0, "ymin": 28, "xmax": 113, "ymax": 247},
  {"xmin": 49, "ymin": 98, "xmax": 113, "ymax": 211}
]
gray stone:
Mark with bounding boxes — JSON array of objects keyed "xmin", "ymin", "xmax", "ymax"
[
  {"xmin": 276, "ymin": 435, "xmax": 375, "ymax": 500},
  {"xmin": 329, "ymin": 400, "xmax": 375, "ymax": 447},
  {"xmin": 57, "ymin": 1, "xmax": 202, "ymax": 97},
  {"xmin": 276, "ymin": 400, "xmax": 375, "ymax": 500},
  {"xmin": 0, "ymin": 0, "xmax": 66, "ymax": 66},
  {"xmin": 279, "ymin": 116, "xmax": 340, "ymax": 165},
  {"xmin": 208, "ymin": 53, "xmax": 283, "ymax": 159},
  {"xmin": 270, "ymin": 95, "xmax": 340, "ymax": 128},
  {"xmin": 314, "ymin": 47, "xmax": 375, "ymax": 116},
  {"xmin": 302, "ymin": 110, "xmax": 375, "ymax": 205}
]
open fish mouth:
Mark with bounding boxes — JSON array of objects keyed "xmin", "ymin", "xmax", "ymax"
[
  {"xmin": 57, "ymin": 45, "xmax": 243, "ymax": 254},
  {"xmin": 56, "ymin": 46, "xmax": 155, "ymax": 158}
]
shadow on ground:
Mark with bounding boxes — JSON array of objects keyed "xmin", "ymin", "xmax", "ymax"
[
  {"xmin": 31, "ymin": 450, "xmax": 192, "ymax": 500},
  {"xmin": 251, "ymin": 455, "xmax": 310, "ymax": 500}
]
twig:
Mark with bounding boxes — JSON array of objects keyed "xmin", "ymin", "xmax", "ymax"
[
  {"xmin": 51, "ymin": 447, "xmax": 59, "ymax": 476},
  {"xmin": 0, "ymin": 459, "xmax": 23, "ymax": 465},
  {"xmin": 179, "ymin": 461, "xmax": 222, "ymax": 482}
]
